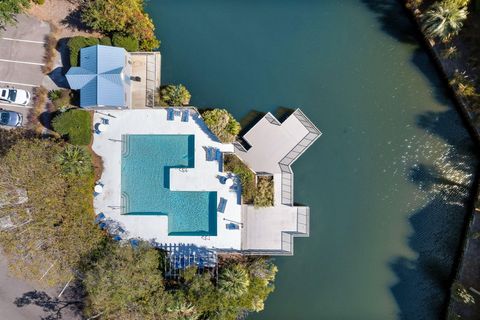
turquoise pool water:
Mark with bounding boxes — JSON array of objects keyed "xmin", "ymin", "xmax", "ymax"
[{"xmin": 121, "ymin": 134, "xmax": 217, "ymax": 236}]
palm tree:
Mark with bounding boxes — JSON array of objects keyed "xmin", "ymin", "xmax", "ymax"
[
  {"xmin": 167, "ymin": 300, "xmax": 199, "ymax": 320},
  {"xmin": 218, "ymin": 264, "xmax": 250, "ymax": 298},
  {"xmin": 57, "ymin": 145, "xmax": 92, "ymax": 176},
  {"xmin": 160, "ymin": 84, "xmax": 191, "ymax": 106},
  {"xmin": 422, "ymin": 1, "xmax": 468, "ymax": 42}
]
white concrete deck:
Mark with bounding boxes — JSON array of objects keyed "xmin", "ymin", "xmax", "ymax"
[
  {"xmin": 237, "ymin": 112, "xmax": 310, "ymax": 174},
  {"xmin": 241, "ymin": 205, "xmax": 298, "ymax": 251},
  {"xmin": 92, "ymin": 109, "xmax": 242, "ymax": 250},
  {"xmin": 235, "ymin": 110, "xmax": 320, "ymax": 254}
]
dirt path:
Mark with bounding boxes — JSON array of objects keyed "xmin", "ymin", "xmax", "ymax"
[{"xmin": 27, "ymin": 0, "xmax": 101, "ymax": 38}]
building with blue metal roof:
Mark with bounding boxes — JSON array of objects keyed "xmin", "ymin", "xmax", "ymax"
[{"xmin": 66, "ymin": 45, "xmax": 132, "ymax": 108}]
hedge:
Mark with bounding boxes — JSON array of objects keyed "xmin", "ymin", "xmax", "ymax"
[
  {"xmin": 112, "ymin": 33, "xmax": 139, "ymax": 52},
  {"xmin": 68, "ymin": 36, "xmax": 101, "ymax": 67},
  {"xmin": 68, "ymin": 35, "xmax": 139, "ymax": 67},
  {"xmin": 52, "ymin": 109, "xmax": 92, "ymax": 145}
]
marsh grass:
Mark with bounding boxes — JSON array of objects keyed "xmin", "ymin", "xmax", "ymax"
[{"xmin": 41, "ymin": 23, "xmax": 59, "ymax": 74}]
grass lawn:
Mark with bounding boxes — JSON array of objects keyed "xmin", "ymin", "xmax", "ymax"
[{"xmin": 52, "ymin": 109, "xmax": 92, "ymax": 145}]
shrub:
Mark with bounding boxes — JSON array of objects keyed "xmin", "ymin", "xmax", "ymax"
[
  {"xmin": 160, "ymin": 84, "xmax": 191, "ymax": 106},
  {"xmin": 449, "ymin": 70, "xmax": 478, "ymax": 97},
  {"xmin": 33, "ymin": 0, "xmax": 45, "ymax": 4},
  {"xmin": 254, "ymin": 176, "xmax": 274, "ymax": 207},
  {"xmin": 52, "ymin": 109, "xmax": 92, "ymax": 145},
  {"xmin": 41, "ymin": 25, "xmax": 58, "ymax": 74},
  {"xmin": 67, "ymin": 36, "xmax": 101, "ymax": 67},
  {"xmin": 224, "ymin": 154, "xmax": 255, "ymax": 203},
  {"xmin": 202, "ymin": 109, "xmax": 241, "ymax": 143},
  {"xmin": 99, "ymin": 36, "xmax": 112, "ymax": 46},
  {"xmin": 112, "ymin": 33, "xmax": 139, "ymax": 52},
  {"xmin": 29, "ymin": 86, "xmax": 48, "ymax": 132},
  {"xmin": 57, "ymin": 145, "xmax": 93, "ymax": 177},
  {"xmin": 48, "ymin": 89, "xmax": 72, "ymax": 110},
  {"xmin": 441, "ymin": 46, "xmax": 459, "ymax": 59},
  {"xmin": 421, "ymin": 0, "xmax": 468, "ymax": 42},
  {"xmin": 452, "ymin": 282, "xmax": 475, "ymax": 304}
]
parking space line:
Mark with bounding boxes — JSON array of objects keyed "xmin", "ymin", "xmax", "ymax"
[
  {"xmin": 1, "ymin": 37, "xmax": 45, "ymax": 44},
  {"xmin": 0, "ymin": 80, "xmax": 38, "ymax": 87},
  {"xmin": 0, "ymin": 102, "xmax": 32, "ymax": 109},
  {"xmin": 0, "ymin": 58, "xmax": 44, "ymax": 66}
]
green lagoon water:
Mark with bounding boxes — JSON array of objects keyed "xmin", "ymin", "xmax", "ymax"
[{"xmin": 146, "ymin": 0, "xmax": 479, "ymax": 319}]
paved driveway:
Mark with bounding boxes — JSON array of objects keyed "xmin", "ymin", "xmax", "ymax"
[
  {"xmin": 0, "ymin": 15, "xmax": 51, "ymax": 128},
  {"xmin": 0, "ymin": 250, "xmax": 81, "ymax": 320}
]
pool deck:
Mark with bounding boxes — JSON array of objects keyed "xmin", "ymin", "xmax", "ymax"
[{"xmin": 92, "ymin": 108, "xmax": 242, "ymax": 250}]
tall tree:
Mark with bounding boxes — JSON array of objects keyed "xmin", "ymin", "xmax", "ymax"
[
  {"xmin": 82, "ymin": 241, "xmax": 179, "ymax": 320},
  {"xmin": 160, "ymin": 84, "xmax": 192, "ymax": 106},
  {"xmin": 0, "ymin": 0, "xmax": 30, "ymax": 28},
  {"xmin": 81, "ymin": 0, "xmax": 160, "ymax": 50},
  {"xmin": 0, "ymin": 136, "xmax": 103, "ymax": 286}
]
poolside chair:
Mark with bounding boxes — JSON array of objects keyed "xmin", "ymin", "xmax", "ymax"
[
  {"xmin": 167, "ymin": 108, "xmax": 175, "ymax": 121},
  {"xmin": 216, "ymin": 149, "xmax": 222, "ymax": 162},
  {"xmin": 130, "ymin": 239, "xmax": 140, "ymax": 248},
  {"xmin": 205, "ymin": 147, "xmax": 215, "ymax": 161},
  {"xmin": 226, "ymin": 223, "xmax": 239, "ymax": 230},
  {"xmin": 95, "ymin": 212, "xmax": 106, "ymax": 223},
  {"xmin": 217, "ymin": 197, "xmax": 227, "ymax": 213},
  {"xmin": 181, "ymin": 109, "xmax": 190, "ymax": 122}
]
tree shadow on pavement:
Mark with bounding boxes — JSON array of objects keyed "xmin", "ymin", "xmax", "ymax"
[{"xmin": 14, "ymin": 290, "xmax": 82, "ymax": 320}]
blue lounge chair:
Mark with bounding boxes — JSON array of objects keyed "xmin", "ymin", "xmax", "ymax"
[
  {"xmin": 206, "ymin": 147, "xmax": 216, "ymax": 161},
  {"xmin": 209, "ymin": 148, "xmax": 216, "ymax": 161},
  {"xmin": 95, "ymin": 212, "xmax": 106, "ymax": 223},
  {"xmin": 130, "ymin": 239, "xmax": 140, "ymax": 248},
  {"xmin": 218, "ymin": 197, "xmax": 227, "ymax": 213},
  {"xmin": 226, "ymin": 223, "xmax": 239, "ymax": 230},
  {"xmin": 181, "ymin": 109, "xmax": 189, "ymax": 122},
  {"xmin": 216, "ymin": 149, "xmax": 222, "ymax": 162},
  {"xmin": 167, "ymin": 108, "xmax": 175, "ymax": 121}
]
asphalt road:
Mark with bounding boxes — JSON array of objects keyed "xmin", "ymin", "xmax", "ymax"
[{"xmin": 0, "ymin": 15, "xmax": 51, "ymax": 129}]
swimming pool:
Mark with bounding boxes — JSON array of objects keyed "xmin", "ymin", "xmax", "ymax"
[{"xmin": 121, "ymin": 134, "xmax": 217, "ymax": 236}]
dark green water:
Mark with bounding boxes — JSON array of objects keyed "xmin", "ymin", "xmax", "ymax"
[{"xmin": 146, "ymin": 0, "xmax": 479, "ymax": 319}]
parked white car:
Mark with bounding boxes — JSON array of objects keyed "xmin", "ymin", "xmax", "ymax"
[{"xmin": 0, "ymin": 88, "xmax": 30, "ymax": 106}]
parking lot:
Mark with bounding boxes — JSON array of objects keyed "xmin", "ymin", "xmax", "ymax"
[{"xmin": 0, "ymin": 15, "xmax": 51, "ymax": 127}]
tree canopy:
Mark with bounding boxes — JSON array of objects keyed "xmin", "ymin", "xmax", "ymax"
[
  {"xmin": 0, "ymin": 0, "xmax": 30, "ymax": 28},
  {"xmin": 82, "ymin": 242, "xmax": 175, "ymax": 320},
  {"xmin": 0, "ymin": 134, "xmax": 103, "ymax": 286},
  {"xmin": 82, "ymin": 243, "xmax": 278, "ymax": 320},
  {"xmin": 202, "ymin": 109, "xmax": 241, "ymax": 143},
  {"xmin": 81, "ymin": 0, "xmax": 160, "ymax": 51},
  {"xmin": 160, "ymin": 84, "xmax": 192, "ymax": 106}
]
